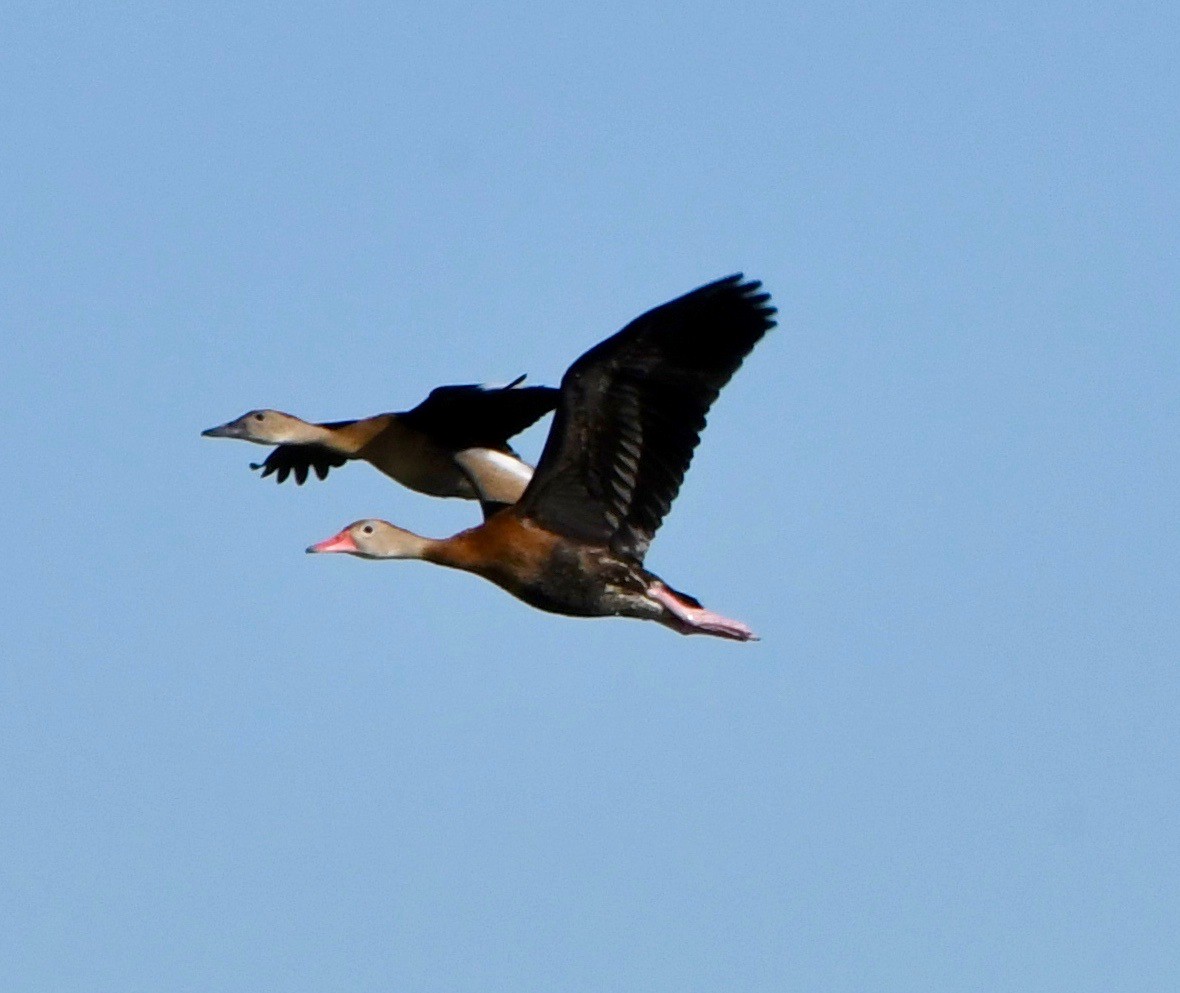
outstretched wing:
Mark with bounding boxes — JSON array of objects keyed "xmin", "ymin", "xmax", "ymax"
[
  {"xmin": 398, "ymin": 377, "xmax": 558, "ymax": 453},
  {"xmin": 251, "ymin": 444, "xmax": 349, "ymax": 485},
  {"xmin": 514, "ymin": 275, "xmax": 775, "ymax": 563}
]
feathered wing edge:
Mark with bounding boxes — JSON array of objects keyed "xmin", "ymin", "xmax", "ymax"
[
  {"xmin": 399, "ymin": 378, "xmax": 558, "ymax": 452},
  {"xmin": 515, "ymin": 275, "xmax": 776, "ymax": 562},
  {"xmin": 250, "ymin": 445, "xmax": 350, "ymax": 485}
]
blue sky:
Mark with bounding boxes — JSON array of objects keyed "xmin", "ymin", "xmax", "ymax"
[{"xmin": 2, "ymin": 1, "xmax": 1177, "ymax": 990}]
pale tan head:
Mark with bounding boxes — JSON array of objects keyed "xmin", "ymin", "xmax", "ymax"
[
  {"xmin": 305, "ymin": 519, "xmax": 429, "ymax": 560},
  {"xmin": 201, "ymin": 409, "xmax": 317, "ymax": 446}
]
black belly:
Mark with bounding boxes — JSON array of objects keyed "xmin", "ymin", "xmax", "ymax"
[{"xmin": 492, "ymin": 546, "xmax": 645, "ymax": 619}]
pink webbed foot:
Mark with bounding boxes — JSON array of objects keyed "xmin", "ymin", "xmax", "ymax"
[{"xmin": 648, "ymin": 582, "xmax": 759, "ymax": 642}]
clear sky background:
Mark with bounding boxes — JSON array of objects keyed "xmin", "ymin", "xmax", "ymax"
[{"xmin": 2, "ymin": 2, "xmax": 1177, "ymax": 990}]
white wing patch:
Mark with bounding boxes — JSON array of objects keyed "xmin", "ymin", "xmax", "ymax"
[{"xmin": 453, "ymin": 447, "xmax": 535, "ymax": 505}]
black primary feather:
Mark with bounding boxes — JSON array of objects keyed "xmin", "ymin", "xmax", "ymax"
[
  {"xmin": 515, "ymin": 274, "xmax": 776, "ymax": 563},
  {"xmin": 398, "ymin": 377, "xmax": 558, "ymax": 452},
  {"xmin": 251, "ymin": 443, "xmax": 349, "ymax": 485}
]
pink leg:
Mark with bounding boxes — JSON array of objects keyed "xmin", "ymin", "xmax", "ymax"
[{"xmin": 648, "ymin": 583, "xmax": 759, "ymax": 642}]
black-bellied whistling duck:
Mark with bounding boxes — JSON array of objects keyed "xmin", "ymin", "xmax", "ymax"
[
  {"xmin": 307, "ymin": 274, "xmax": 776, "ymax": 641},
  {"xmin": 202, "ymin": 377, "xmax": 557, "ymax": 508}
]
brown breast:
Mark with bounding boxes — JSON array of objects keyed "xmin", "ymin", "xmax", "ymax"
[
  {"xmin": 435, "ymin": 513, "xmax": 559, "ymax": 584},
  {"xmin": 351, "ymin": 417, "xmax": 476, "ymax": 498}
]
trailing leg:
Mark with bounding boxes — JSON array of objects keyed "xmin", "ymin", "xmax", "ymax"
[{"xmin": 648, "ymin": 582, "xmax": 759, "ymax": 642}]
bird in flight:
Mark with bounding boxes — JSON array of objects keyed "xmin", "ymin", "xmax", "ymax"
[{"xmin": 308, "ymin": 274, "xmax": 775, "ymax": 641}]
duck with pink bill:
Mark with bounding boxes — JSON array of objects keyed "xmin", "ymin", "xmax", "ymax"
[{"xmin": 308, "ymin": 275, "xmax": 775, "ymax": 641}]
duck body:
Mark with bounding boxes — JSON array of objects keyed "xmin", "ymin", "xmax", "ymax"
[
  {"xmin": 348, "ymin": 415, "xmax": 479, "ymax": 498},
  {"xmin": 312, "ymin": 511, "xmax": 743, "ymax": 635},
  {"xmin": 438, "ymin": 513, "xmax": 657, "ymax": 619},
  {"xmin": 203, "ymin": 378, "xmax": 556, "ymax": 506},
  {"xmin": 308, "ymin": 274, "xmax": 776, "ymax": 642}
]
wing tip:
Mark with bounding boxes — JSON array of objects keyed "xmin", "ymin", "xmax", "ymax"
[{"xmin": 707, "ymin": 272, "xmax": 773, "ymax": 308}]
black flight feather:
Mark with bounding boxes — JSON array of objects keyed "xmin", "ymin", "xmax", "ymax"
[
  {"xmin": 398, "ymin": 377, "xmax": 558, "ymax": 453},
  {"xmin": 514, "ymin": 274, "xmax": 776, "ymax": 563}
]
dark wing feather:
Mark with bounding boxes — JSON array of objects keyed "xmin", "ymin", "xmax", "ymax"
[
  {"xmin": 398, "ymin": 377, "xmax": 558, "ymax": 453},
  {"xmin": 251, "ymin": 444, "xmax": 349, "ymax": 485},
  {"xmin": 514, "ymin": 274, "xmax": 776, "ymax": 563}
]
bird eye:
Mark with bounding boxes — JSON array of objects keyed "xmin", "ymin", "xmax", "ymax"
[
  {"xmin": 362, "ymin": 524, "xmax": 374, "ymax": 535},
  {"xmin": 253, "ymin": 412, "xmax": 265, "ymax": 421}
]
